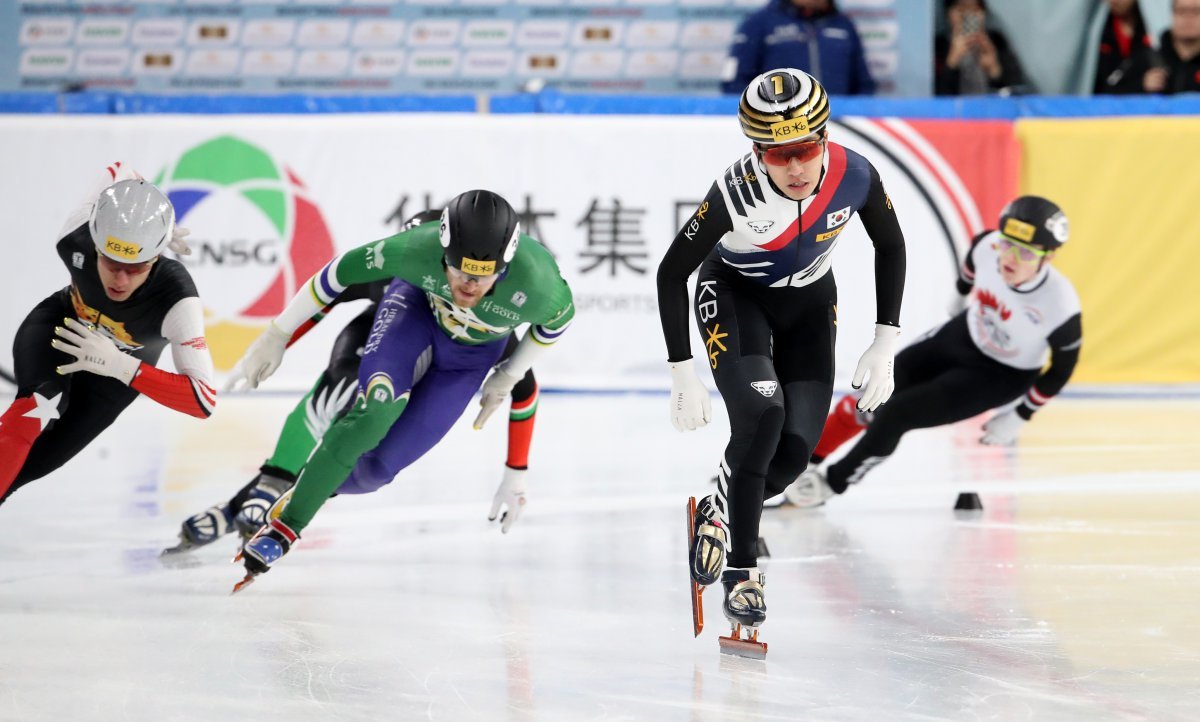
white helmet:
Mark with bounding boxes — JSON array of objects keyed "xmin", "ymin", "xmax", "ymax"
[{"xmin": 88, "ymin": 179, "xmax": 175, "ymax": 264}]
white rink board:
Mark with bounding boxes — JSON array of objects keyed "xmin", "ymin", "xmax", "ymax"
[{"xmin": 0, "ymin": 114, "xmax": 962, "ymax": 391}]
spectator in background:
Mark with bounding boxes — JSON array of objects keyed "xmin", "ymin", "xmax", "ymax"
[
  {"xmin": 1094, "ymin": 0, "xmax": 1156, "ymax": 94},
  {"xmin": 721, "ymin": 0, "xmax": 875, "ymax": 96},
  {"xmin": 934, "ymin": 0, "xmax": 1028, "ymax": 95},
  {"xmin": 1145, "ymin": 0, "xmax": 1200, "ymax": 93}
]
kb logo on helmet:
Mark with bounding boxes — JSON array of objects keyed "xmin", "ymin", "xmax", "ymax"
[
  {"xmin": 105, "ymin": 237, "xmax": 142, "ymax": 261},
  {"xmin": 461, "ymin": 257, "xmax": 496, "ymax": 275},
  {"xmin": 769, "ymin": 117, "xmax": 810, "ymax": 143}
]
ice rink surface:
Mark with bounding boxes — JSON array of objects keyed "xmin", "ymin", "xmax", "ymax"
[{"xmin": 2, "ymin": 392, "xmax": 1199, "ymax": 721}]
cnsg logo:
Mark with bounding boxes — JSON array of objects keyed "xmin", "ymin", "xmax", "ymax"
[{"xmin": 155, "ymin": 135, "xmax": 336, "ymax": 370}]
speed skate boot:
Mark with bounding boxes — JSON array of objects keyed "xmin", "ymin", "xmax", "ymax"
[
  {"xmin": 718, "ymin": 567, "xmax": 768, "ymax": 659},
  {"xmin": 162, "ymin": 504, "xmax": 234, "ymax": 556},
  {"xmin": 686, "ymin": 494, "xmax": 728, "ymax": 636},
  {"xmin": 785, "ymin": 467, "xmax": 835, "ymax": 509},
  {"xmin": 232, "ymin": 470, "xmax": 294, "ymax": 541},
  {"xmin": 689, "ymin": 494, "xmax": 727, "ymax": 586},
  {"xmin": 230, "ymin": 517, "xmax": 299, "ymax": 594}
]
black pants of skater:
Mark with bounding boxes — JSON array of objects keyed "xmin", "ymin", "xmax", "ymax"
[
  {"xmin": 827, "ymin": 314, "xmax": 1038, "ymax": 492},
  {"xmin": 3, "ymin": 293, "xmax": 139, "ymax": 502},
  {"xmin": 697, "ymin": 262, "xmax": 836, "ymax": 569}
]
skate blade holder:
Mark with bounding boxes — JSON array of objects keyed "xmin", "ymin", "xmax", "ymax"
[
  {"xmin": 718, "ymin": 624, "xmax": 768, "ymax": 659},
  {"xmin": 230, "ymin": 573, "xmax": 257, "ymax": 595},
  {"xmin": 686, "ymin": 497, "xmax": 705, "ymax": 637}
]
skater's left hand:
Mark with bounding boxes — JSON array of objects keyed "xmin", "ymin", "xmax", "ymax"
[
  {"xmin": 980, "ymin": 409, "xmax": 1024, "ymax": 446},
  {"xmin": 474, "ymin": 366, "xmax": 520, "ymax": 430},
  {"xmin": 853, "ymin": 324, "xmax": 900, "ymax": 412},
  {"xmin": 488, "ymin": 466, "xmax": 527, "ymax": 533},
  {"xmin": 52, "ymin": 318, "xmax": 141, "ymax": 385}
]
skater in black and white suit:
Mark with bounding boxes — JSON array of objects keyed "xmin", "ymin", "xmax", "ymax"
[
  {"xmin": 789, "ymin": 195, "xmax": 1082, "ymax": 507},
  {"xmin": 657, "ymin": 68, "xmax": 906, "ymax": 635}
]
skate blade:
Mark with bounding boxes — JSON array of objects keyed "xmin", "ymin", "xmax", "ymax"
[
  {"xmin": 230, "ymin": 573, "xmax": 257, "ymax": 595},
  {"xmin": 687, "ymin": 497, "xmax": 704, "ymax": 637},
  {"xmin": 160, "ymin": 543, "xmax": 193, "ymax": 557},
  {"xmin": 718, "ymin": 633, "xmax": 768, "ymax": 660}
]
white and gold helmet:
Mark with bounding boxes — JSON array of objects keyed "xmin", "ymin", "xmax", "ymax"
[{"xmin": 738, "ymin": 68, "xmax": 831, "ymax": 146}]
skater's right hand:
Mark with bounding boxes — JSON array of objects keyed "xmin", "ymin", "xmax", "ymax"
[
  {"xmin": 225, "ymin": 322, "xmax": 290, "ymax": 391},
  {"xmin": 668, "ymin": 360, "xmax": 711, "ymax": 431},
  {"xmin": 474, "ymin": 366, "xmax": 521, "ymax": 430}
]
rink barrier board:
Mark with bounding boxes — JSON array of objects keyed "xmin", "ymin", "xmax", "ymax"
[
  {"xmin": 0, "ymin": 99, "xmax": 1195, "ymax": 384},
  {"xmin": 6, "ymin": 93, "xmax": 1200, "ymax": 118}
]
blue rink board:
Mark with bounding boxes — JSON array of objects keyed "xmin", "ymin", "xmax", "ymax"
[{"xmin": 4, "ymin": 92, "xmax": 1200, "ymax": 118}]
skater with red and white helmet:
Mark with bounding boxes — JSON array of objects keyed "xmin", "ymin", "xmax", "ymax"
[
  {"xmin": 789, "ymin": 196, "xmax": 1082, "ymax": 507},
  {"xmin": 656, "ymin": 68, "xmax": 907, "ymax": 656},
  {"xmin": 0, "ymin": 162, "xmax": 214, "ymax": 505}
]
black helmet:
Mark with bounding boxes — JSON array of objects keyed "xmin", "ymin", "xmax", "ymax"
[
  {"xmin": 998, "ymin": 196, "xmax": 1069, "ymax": 250},
  {"xmin": 402, "ymin": 209, "xmax": 443, "ymax": 232},
  {"xmin": 439, "ymin": 190, "xmax": 521, "ymax": 276}
]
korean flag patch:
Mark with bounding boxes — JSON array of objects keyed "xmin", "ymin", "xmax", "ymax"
[{"xmin": 826, "ymin": 206, "xmax": 851, "ymax": 229}]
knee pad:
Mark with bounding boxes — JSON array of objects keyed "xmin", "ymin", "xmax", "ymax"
[
  {"xmin": 755, "ymin": 402, "xmax": 786, "ymax": 439},
  {"xmin": 320, "ymin": 374, "xmax": 409, "ymax": 465},
  {"xmin": 336, "ymin": 454, "xmax": 394, "ymax": 495},
  {"xmin": 737, "ymin": 401, "xmax": 785, "ymax": 461}
]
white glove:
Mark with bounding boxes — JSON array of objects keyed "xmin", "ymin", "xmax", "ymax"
[
  {"xmin": 852, "ymin": 324, "xmax": 901, "ymax": 412},
  {"xmin": 473, "ymin": 366, "xmax": 520, "ymax": 430},
  {"xmin": 669, "ymin": 360, "xmax": 711, "ymax": 431},
  {"xmin": 224, "ymin": 322, "xmax": 290, "ymax": 391},
  {"xmin": 167, "ymin": 226, "xmax": 192, "ymax": 256},
  {"xmin": 488, "ymin": 466, "xmax": 527, "ymax": 534},
  {"xmin": 52, "ymin": 318, "xmax": 141, "ymax": 385},
  {"xmin": 948, "ymin": 291, "xmax": 967, "ymax": 318},
  {"xmin": 980, "ymin": 409, "xmax": 1025, "ymax": 446}
]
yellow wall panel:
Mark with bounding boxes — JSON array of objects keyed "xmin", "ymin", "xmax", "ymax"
[{"xmin": 1018, "ymin": 118, "xmax": 1200, "ymax": 383}]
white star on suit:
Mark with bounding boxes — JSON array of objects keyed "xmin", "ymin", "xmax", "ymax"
[{"xmin": 23, "ymin": 391, "xmax": 63, "ymax": 431}]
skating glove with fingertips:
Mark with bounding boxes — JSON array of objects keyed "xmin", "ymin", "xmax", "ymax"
[
  {"xmin": 853, "ymin": 324, "xmax": 900, "ymax": 412},
  {"xmin": 980, "ymin": 408, "xmax": 1025, "ymax": 446},
  {"xmin": 668, "ymin": 360, "xmax": 711, "ymax": 431},
  {"xmin": 52, "ymin": 318, "xmax": 141, "ymax": 385}
]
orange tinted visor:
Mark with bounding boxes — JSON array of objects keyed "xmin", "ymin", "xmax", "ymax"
[
  {"xmin": 757, "ymin": 139, "xmax": 825, "ymax": 167},
  {"xmin": 98, "ymin": 254, "xmax": 154, "ymax": 276}
]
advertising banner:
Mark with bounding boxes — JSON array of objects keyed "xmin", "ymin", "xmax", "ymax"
[
  {"xmin": 0, "ymin": 113, "xmax": 1014, "ymax": 391},
  {"xmin": 0, "ymin": 0, "xmax": 929, "ymax": 96}
]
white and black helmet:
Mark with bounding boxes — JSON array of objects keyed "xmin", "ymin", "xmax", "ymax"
[
  {"xmin": 88, "ymin": 179, "xmax": 175, "ymax": 264},
  {"xmin": 738, "ymin": 68, "xmax": 831, "ymax": 146},
  {"xmin": 439, "ymin": 190, "xmax": 521, "ymax": 276},
  {"xmin": 998, "ymin": 196, "xmax": 1069, "ymax": 251}
]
